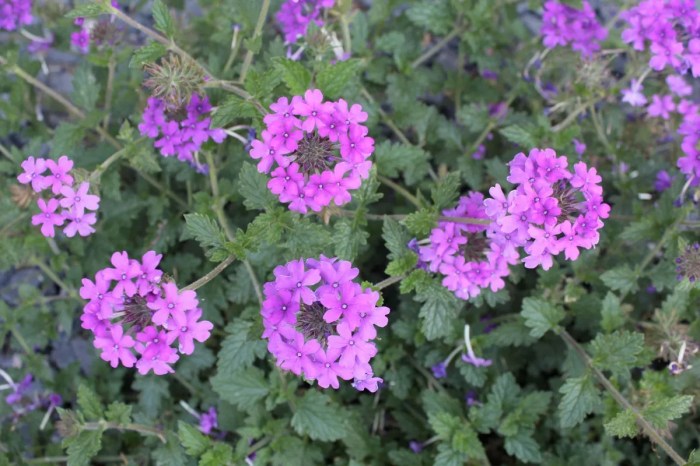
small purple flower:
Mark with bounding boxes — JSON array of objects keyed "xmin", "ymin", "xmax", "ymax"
[
  {"xmin": 572, "ymin": 138, "xmax": 586, "ymax": 156},
  {"xmin": 5, "ymin": 374, "xmax": 33, "ymax": 405},
  {"xmin": 465, "ymin": 390, "xmax": 479, "ymax": 407},
  {"xmin": 621, "ymin": 79, "xmax": 647, "ymax": 107},
  {"xmin": 654, "ymin": 170, "xmax": 674, "ymax": 192},
  {"xmin": 409, "ymin": 441, "xmax": 423, "ymax": 454},
  {"xmin": 71, "ymin": 29, "xmax": 90, "ymax": 54},
  {"xmin": 199, "ymin": 407, "xmax": 218, "ymax": 434},
  {"xmin": 31, "ymin": 198, "xmax": 64, "ymax": 238},
  {"xmin": 45, "ymin": 155, "xmax": 74, "ymax": 195},
  {"xmin": 462, "ymin": 325, "xmax": 492, "ymax": 368},
  {"xmin": 431, "ymin": 362, "xmax": 447, "ymax": 379}
]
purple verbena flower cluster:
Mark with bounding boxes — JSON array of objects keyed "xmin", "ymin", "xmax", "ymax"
[
  {"xmin": 79, "ymin": 251, "xmax": 213, "ymax": 375},
  {"xmin": 541, "ymin": 0, "xmax": 608, "ymax": 58},
  {"xmin": 261, "ymin": 256, "xmax": 389, "ymax": 392},
  {"xmin": 621, "ymin": 0, "xmax": 700, "ymax": 74},
  {"xmin": 276, "ymin": 0, "xmax": 335, "ymax": 43},
  {"xmin": 71, "ymin": 17, "xmax": 90, "ymax": 54},
  {"xmin": 138, "ymin": 94, "xmax": 226, "ymax": 172},
  {"xmin": 250, "ymin": 89, "xmax": 374, "ymax": 213},
  {"xmin": 486, "ymin": 148, "xmax": 610, "ymax": 270},
  {"xmin": 419, "ymin": 193, "xmax": 511, "ymax": 300},
  {"xmin": 0, "ymin": 0, "xmax": 32, "ymax": 31},
  {"xmin": 17, "ymin": 155, "xmax": 100, "ymax": 238},
  {"xmin": 1, "ymin": 372, "xmax": 62, "ymax": 426}
]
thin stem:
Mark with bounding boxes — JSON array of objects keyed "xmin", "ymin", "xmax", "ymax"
[
  {"xmin": 33, "ymin": 259, "xmax": 78, "ymax": 298},
  {"xmin": 222, "ymin": 26, "xmax": 242, "ymax": 75},
  {"xmin": 101, "ymin": 57, "xmax": 116, "ymax": 134},
  {"xmin": 87, "ymin": 139, "xmax": 147, "ymax": 184},
  {"xmin": 11, "ymin": 328, "xmax": 32, "ymax": 354},
  {"xmin": 24, "ymin": 456, "xmax": 128, "ymax": 464},
  {"xmin": 411, "ymin": 27, "xmax": 462, "ymax": 69},
  {"xmin": 0, "ymin": 140, "xmax": 14, "ymax": 161},
  {"xmin": 238, "ymin": 0, "xmax": 271, "ymax": 83},
  {"xmin": 181, "ymin": 255, "xmax": 236, "ymax": 291},
  {"xmin": 360, "ymin": 87, "xmax": 412, "ymax": 146},
  {"xmin": 551, "ymin": 99, "xmax": 591, "ymax": 133},
  {"xmin": 377, "ymin": 175, "xmax": 421, "ymax": 208},
  {"xmin": 374, "ymin": 275, "xmax": 405, "ymax": 290},
  {"xmin": 337, "ymin": 209, "xmax": 491, "ymax": 225},
  {"xmin": 558, "ymin": 329, "xmax": 686, "ymax": 466},
  {"xmin": 0, "ymin": 213, "xmax": 29, "ymax": 236},
  {"xmin": 82, "ymin": 421, "xmax": 166, "ymax": 443}
]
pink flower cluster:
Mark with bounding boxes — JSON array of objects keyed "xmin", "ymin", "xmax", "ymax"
[
  {"xmin": 0, "ymin": 0, "xmax": 32, "ymax": 31},
  {"xmin": 261, "ymin": 257, "xmax": 389, "ymax": 392},
  {"xmin": 418, "ymin": 193, "xmax": 512, "ymax": 300},
  {"xmin": 17, "ymin": 155, "xmax": 100, "ymax": 238},
  {"xmin": 621, "ymin": 0, "xmax": 700, "ymax": 75},
  {"xmin": 79, "ymin": 251, "xmax": 213, "ymax": 375},
  {"xmin": 486, "ymin": 148, "xmax": 610, "ymax": 270},
  {"xmin": 541, "ymin": 0, "xmax": 608, "ymax": 58},
  {"xmin": 71, "ymin": 17, "xmax": 90, "ymax": 54},
  {"xmin": 276, "ymin": 0, "xmax": 335, "ymax": 44},
  {"xmin": 138, "ymin": 94, "xmax": 226, "ymax": 172},
  {"xmin": 250, "ymin": 89, "xmax": 374, "ymax": 213}
]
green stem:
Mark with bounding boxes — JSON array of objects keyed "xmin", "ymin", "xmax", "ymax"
[
  {"xmin": 337, "ymin": 209, "xmax": 491, "ymax": 225},
  {"xmin": 0, "ymin": 140, "xmax": 14, "ymax": 161},
  {"xmin": 238, "ymin": 0, "xmax": 271, "ymax": 84},
  {"xmin": 11, "ymin": 327, "xmax": 32, "ymax": 354},
  {"xmin": 33, "ymin": 259, "xmax": 78, "ymax": 298},
  {"xmin": 182, "ymin": 255, "xmax": 236, "ymax": 291},
  {"xmin": 557, "ymin": 329, "xmax": 686, "ymax": 466},
  {"xmin": 0, "ymin": 213, "xmax": 28, "ymax": 236},
  {"xmin": 82, "ymin": 421, "xmax": 166, "ymax": 443},
  {"xmin": 374, "ymin": 274, "xmax": 405, "ymax": 291},
  {"xmin": 411, "ymin": 27, "xmax": 462, "ymax": 69},
  {"xmin": 101, "ymin": 56, "xmax": 116, "ymax": 134},
  {"xmin": 24, "ymin": 456, "xmax": 128, "ymax": 464},
  {"xmin": 377, "ymin": 175, "xmax": 421, "ymax": 208},
  {"xmin": 360, "ymin": 87, "xmax": 412, "ymax": 145}
]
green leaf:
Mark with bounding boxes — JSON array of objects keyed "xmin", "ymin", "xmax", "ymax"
[
  {"xmin": 133, "ymin": 376, "xmax": 169, "ymax": 419},
  {"xmin": 63, "ymin": 430, "xmax": 103, "ymax": 466},
  {"xmin": 245, "ymin": 68, "xmax": 282, "ymax": 100},
  {"xmin": 334, "ymin": 219, "xmax": 369, "ymax": 261},
  {"xmin": 77, "ymin": 384, "xmax": 103, "ymax": 420},
  {"xmin": 52, "ymin": 123, "xmax": 86, "ymax": 157},
  {"xmin": 431, "ymin": 172, "xmax": 461, "ymax": 210},
  {"xmin": 415, "ymin": 281, "xmax": 461, "ymax": 340},
  {"xmin": 558, "ymin": 374, "xmax": 599, "ymax": 428},
  {"xmin": 65, "ymin": 1, "xmax": 112, "ymax": 18},
  {"xmin": 272, "ymin": 58, "xmax": 312, "ymax": 95},
  {"xmin": 104, "ymin": 402, "xmax": 132, "ymax": 424},
  {"xmin": 291, "ymin": 391, "xmax": 349, "ymax": 441},
  {"xmin": 601, "ymin": 265, "xmax": 639, "ymax": 295},
  {"xmin": 182, "ymin": 213, "xmax": 227, "ymax": 260},
  {"xmin": 642, "ymin": 395, "xmax": 694, "ymax": 430},
  {"xmin": 177, "ymin": 421, "xmax": 211, "ymax": 456},
  {"xmin": 600, "ymin": 292, "xmax": 624, "ymax": 333},
  {"xmin": 504, "ymin": 432, "xmax": 541, "ymax": 464},
  {"xmin": 72, "ymin": 63, "xmax": 100, "ymax": 112},
  {"xmin": 238, "ymin": 162, "xmax": 277, "ymax": 211},
  {"xmin": 129, "ymin": 42, "xmax": 167, "ymax": 68},
  {"xmin": 521, "ymin": 297, "xmax": 565, "ymax": 338},
  {"xmin": 316, "ymin": 59, "xmax": 362, "ymax": 99},
  {"xmin": 405, "ymin": 0, "xmax": 453, "ymax": 35},
  {"xmin": 211, "ymin": 95, "xmax": 261, "ymax": 128},
  {"xmin": 590, "ymin": 331, "xmax": 645, "ymax": 381},
  {"xmin": 382, "ymin": 218, "xmax": 411, "ymax": 260},
  {"xmin": 402, "ymin": 208, "xmax": 438, "ymax": 236},
  {"xmin": 210, "ymin": 367, "xmax": 269, "ymax": 410},
  {"xmin": 374, "ymin": 141, "xmax": 431, "ymax": 186},
  {"xmin": 499, "ymin": 125, "xmax": 536, "ymax": 147},
  {"xmin": 152, "ymin": 0, "xmax": 175, "ymax": 38},
  {"xmin": 127, "ymin": 145, "xmax": 162, "ymax": 174},
  {"xmin": 604, "ymin": 410, "xmax": 638, "ymax": 438},
  {"xmin": 152, "ymin": 432, "xmax": 186, "ymax": 466},
  {"xmin": 216, "ymin": 321, "xmax": 266, "ymax": 373},
  {"xmin": 199, "ymin": 443, "xmax": 234, "ymax": 466}
]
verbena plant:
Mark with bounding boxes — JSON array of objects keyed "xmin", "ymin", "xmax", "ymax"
[{"xmin": 1, "ymin": 0, "xmax": 699, "ymax": 465}]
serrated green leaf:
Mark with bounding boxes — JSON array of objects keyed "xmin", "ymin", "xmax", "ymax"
[
  {"xmin": 63, "ymin": 430, "xmax": 103, "ymax": 466},
  {"xmin": 152, "ymin": 432, "xmax": 186, "ymax": 466},
  {"xmin": 211, "ymin": 367, "xmax": 269, "ymax": 410},
  {"xmin": 291, "ymin": 391, "xmax": 349, "ymax": 441},
  {"xmin": 177, "ymin": 421, "xmax": 211, "ymax": 456},
  {"xmin": 182, "ymin": 213, "xmax": 228, "ymax": 261},
  {"xmin": 604, "ymin": 409, "xmax": 638, "ymax": 438},
  {"xmin": 334, "ymin": 218, "xmax": 369, "ymax": 261},
  {"xmin": 65, "ymin": 1, "xmax": 111, "ymax": 18},
  {"xmin": 216, "ymin": 321, "xmax": 266, "ymax": 373},
  {"xmin": 52, "ymin": 123, "xmax": 86, "ymax": 157},
  {"xmin": 642, "ymin": 395, "xmax": 693, "ymax": 430},
  {"xmin": 72, "ymin": 63, "xmax": 100, "ymax": 112},
  {"xmin": 521, "ymin": 297, "xmax": 564, "ymax": 338},
  {"xmin": 133, "ymin": 376, "xmax": 168, "ymax": 419},
  {"xmin": 558, "ymin": 374, "xmax": 599, "ymax": 428},
  {"xmin": 77, "ymin": 384, "xmax": 103, "ymax": 420},
  {"xmin": 499, "ymin": 125, "xmax": 536, "ymax": 147},
  {"xmin": 600, "ymin": 292, "xmax": 624, "ymax": 332},
  {"xmin": 152, "ymin": 0, "xmax": 175, "ymax": 38},
  {"xmin": 590, "ymin": 331, "xmax": 645, "ymax": 381},
  {"xmin": 415, "ymin": 281, "xmax": 461, "ymax": 340},
  {"xmin": 402, "ymin": 208, "xmax": 438, "ymax": 236},
  {"xmin": 374, "ymin": 141, "xmax": 430, "ymax": 186},
  {"xmin": 199, "ymin": 442, "xmax": 234, "ymax": 466},
  {"xmin": 504, "ymin": 432, "xmax": 541, "ymax": 464},
  {"xmin": 129, "ymin": 42, "xmax": 167, "ymax": 68},
  {"xmin": 104, "ymin": 401, "xmax": 132, "ymax": 424},
  {"xmin": 316, "ymin": 59, "xmax": 362, "ymax": 99},
  {"xmin": 211, "ymin": 95, "xmax": 261, "ymax": 128},
  {"xmin": 405, "ymin": 0, "xmax": 453, "ymax": 35},
  {"xmin": 431, "ymin": 172, "xmax": 461, "ymax": 210},
  {"xmin": 601, "ymin": 265, "xmax": 639, "ymax": 295},
  {"xmin": 238, "ymin": 162, "xmax": 277, "ymax": 211},
  {"xmin": 272, "ymin": 58, "xmax": 312, "ymax": 95}
]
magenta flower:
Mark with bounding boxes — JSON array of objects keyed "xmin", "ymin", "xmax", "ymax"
[
  {"xmin": 250, "ymin": 130, "xmax": 291, "ymax": 173},
  {"xmin": 647, "ymin": 94, "xmax": 676, "ymax": 120},
  {"xmin": 667, "ymin": 75, "xmax": 692, "ymax": 97},
  {"xmin": 148, "ymin": 282, "xmax": 199, "ymax": 325},
  {"xmin": 31, "ymin": 198, "xmax": 64, "ymax": 238},
  {"xmin": 135, "ymin": 250, "xmax": 163, "ymax": 295},
  {"xmin": 104, "ymin": 251, "xmax": 141, "ymax": 297},
  {"xmin": 135, "ymin": 344, "xmax": 179, "ymax": 375},
  {"xmin": 44, "ymin": 156, "xmax": 74, "ymax": 195},
  {"xmin": 166, "ymin": 308, "xmax": 213, "ymax": 355},
  {"xmin": 59, "ymin": 182, "xmax": 100, "ymax": 216},
  {"xmin": 0, "ymin": 0, "xmax": 32, "ymax": 31},
  {"xmin": 540, "ymin": 1, "xmax": 607, "ymax": 58},
  {"xmin": 80, "ymin": 273, "xmax": 116, "ymax": 318},
  {"xmin": 71, "ymin": 29, "xmax": 90, "ymax": 54},
  {"xmin": 621, "ymin": 79, "xmax": 647, "ymax": 107},
  {"xmin": 63, "ymin": 211, "xmax": 97, "ymax": 238},
  {"xmin": 17, "ymin": 156, "xmax": 48, "ymax": 192},
  {"xmin": 261, "ymin": 257, "xmax": 389, "ymax": 391},
  {"xmin": 94, "ymin": 325, "xmax": 137, "ymax": 368},
  {"xmin": 199, "ymin": 407, "xmax": 218, "ymax": 435}
]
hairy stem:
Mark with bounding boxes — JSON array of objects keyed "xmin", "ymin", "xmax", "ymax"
[
  {"xmin": 82, "ymin": 420, "xmax": 166, "ymax": 443},
  {"xmin": 360, "ymin": 87, "xmax": 412, "ymax": 146},
  {"xmin": 558, "ymin": 329, "xmax": 686, "ymax": 466},
  {"xmin": 238, "ymin": 0, "xmax": 271, "ymax": 84},
  {"xmin": 411, "ymin": 27, "xmax": 462, "ymax": 69},
  {"xmin": 374, "ymin": 275, "xmax": 405, "ymax": 290},
  {"xmin": 182, "ymin": 254, "xmax": 236, "ymax": 291},
  {"xmin": 377, "ymin": 175, "xmax": 422, "ymax": 208},
  {"xmin": 33, "ymin": 259, "xmax": 78, "ymax": 298}
]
